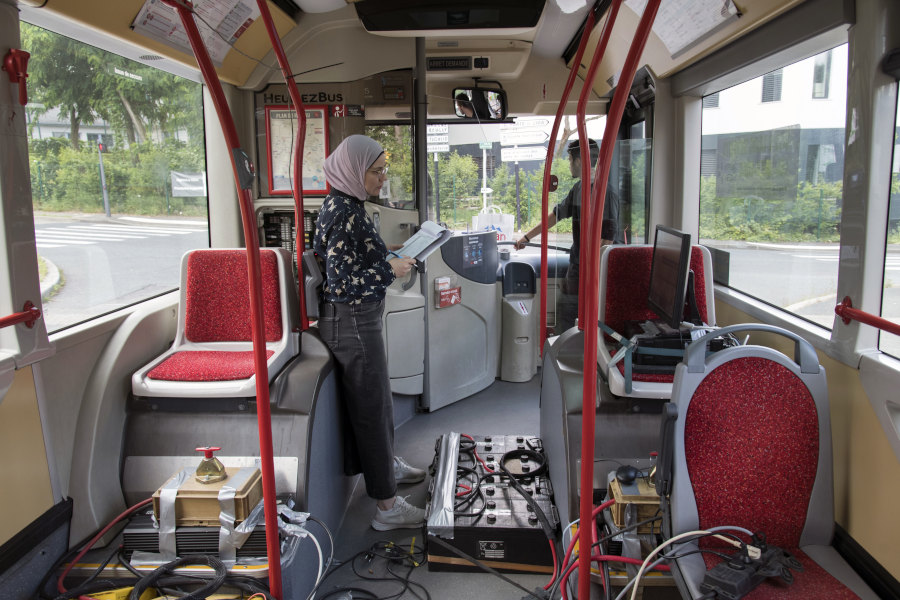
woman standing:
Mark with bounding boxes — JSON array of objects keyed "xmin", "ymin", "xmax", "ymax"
[{"xmin": 314, "ymin": 135, "xmax": 427, "ymax": 531}]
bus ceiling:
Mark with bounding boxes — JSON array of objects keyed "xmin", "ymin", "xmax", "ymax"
[{"xmin": 17, "ymin": 0, "xmax": 836, "ymax": 102}]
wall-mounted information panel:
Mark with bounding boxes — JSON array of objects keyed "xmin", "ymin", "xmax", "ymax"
[{"xmin": 264, "ymin": 106, "xmax": 329, "ymax": 196}]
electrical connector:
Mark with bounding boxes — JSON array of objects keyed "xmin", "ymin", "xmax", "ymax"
[{"xmin": 521, "ymin": 587, "xmax": 550, "ymax": 600}]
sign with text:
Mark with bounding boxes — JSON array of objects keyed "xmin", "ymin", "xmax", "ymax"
[
  {"xmin": 428, "ymin": 144, "xmax": 450, "ymax": 153},
  {"xmin": 501, "ymin": 130, "xmax": 549, "ymax": 146},
  {"xmin": 501, "ymin": 146, "xmax": 547, "ymax": 162},
  {"xmin": 437, "ymin": 287, "xmax": 462, "ymax": 308}
]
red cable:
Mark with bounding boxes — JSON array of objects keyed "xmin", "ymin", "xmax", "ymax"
[
  {"xmin": 57, "ymin": 498, "xmax": 153, "ymax": 597},
  {"xmin": 544, "ymin": 538, "xmax": 559, "ymax": 590},
  {"xmin": 460, "ymin": 433, "xmax": 495, "ymax": 473},
  {"xmin": 559, "ymin": 554, "xmax": 671, "ymax": 600},
  {"xmin": 553, "ymin": 499, "xmax": 616, "ymax": 592},
  {"xmin": 456, "ymin": 483, "xmax": 472, "ymax": 497}
]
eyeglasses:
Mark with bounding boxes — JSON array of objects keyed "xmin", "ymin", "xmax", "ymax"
[{"xmin": 367, "ymin": 166, "xmax": 389, "ymax": 177}]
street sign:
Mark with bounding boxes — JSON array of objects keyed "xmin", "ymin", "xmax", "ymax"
[
  {"xmin": 427, "ymin": 124, "xmax": 449, "ymax": 134},
  {"xmin": 501, "ymin": 146, "xmax": 547, "ymax": 162},
  {"xmin": 501, "ymin": 130, "xmax": 549, "ymax": 146},
  {"xmin": 428, "ymin": 144, "xmax": 450, "ymax": 153},
  {"xmin": 478, "ymin": 141, "xmax": 493, "ymax": 149},
  {"xmin": 513, "ymin": 117, "xmax": 550, "ymax": 129},
  {"xmin": 427, "ymin": 134, "xmax": 449, "ymax": 144},
  {"xmin": 481, "ymin": 187, "xmax": 493, "ymax": 194}
]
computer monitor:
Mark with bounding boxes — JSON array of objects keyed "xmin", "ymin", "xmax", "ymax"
[{"xmin": 647, "ymin": 226, "xmax": 692, "ymax": 330}]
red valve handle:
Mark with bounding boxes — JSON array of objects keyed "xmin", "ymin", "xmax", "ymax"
[
  {"xmin": 195, "ymin": 446, "xmax": 221, "ymax": 458},
  {"xmin": 3, "ymin": 49, "xmax": 30, "ymax": 106}
]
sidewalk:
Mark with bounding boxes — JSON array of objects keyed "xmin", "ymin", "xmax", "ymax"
[{"xmin": 39, "ymin": 257, "xmax": 60, "ymax": 300}]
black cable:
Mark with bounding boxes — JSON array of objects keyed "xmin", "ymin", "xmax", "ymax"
[
  {"xmin": 350, "ymin": 553, "xmax": 411, "ymax": 600},
  {"xmin": 318, "ymin": 586, "xmax": 380, "ymax": 599},
  {"xmin": 128, "ymin": 554, "xmax": 227, "ymax": 600},
  {"xmin": 589, "ymin": 515, "xmax": 663, "ymax": 551},
  {"xmin": 36, "ymin": 525, "xmax": 113, "ymax": 599},
  {"xmin": 307, "ymin": 514, "xmax": 336, "ymax": 569},
  {"xmin": 427, "ymin": 536, "xmax": 544, "ymax": 600},
  {"xmin": 53, "ymin": 543, "xmax": 124, "ymax": 600},
  {"xmin": 386, "ymin": 560, "xmax": 431, "ymax": 600},
  {"xmin": 117, "ymin": 550, "xmax": 144, "ymax": 579},
  {"xmin": 499, "ymin": 448, "xmax": 548, "ymax": 479}
]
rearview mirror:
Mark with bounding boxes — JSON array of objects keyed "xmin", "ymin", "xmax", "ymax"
[{"xmin": 453, "ymin": 87, "xmax": 508, "ymax": 121}]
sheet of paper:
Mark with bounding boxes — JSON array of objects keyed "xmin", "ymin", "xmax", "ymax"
[
  {"xmin": 625, "ymin": 0, "xmax": 740, "ymax": 59},
  {"xmin": 132, "ymin": 0, "xmax": 260, "ymax": 66},
  {"xmin": 396, "ymin": 221, "xmax": 446, "ymax": 259}
]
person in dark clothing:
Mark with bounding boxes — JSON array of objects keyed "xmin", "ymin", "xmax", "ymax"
[
  {"xmin": 514, "ymin": 138, "xmax": 621, "ymax": 332},
  {"xmin": 314, "ymin": 134, "xmax": 426, "ymax": 530}
]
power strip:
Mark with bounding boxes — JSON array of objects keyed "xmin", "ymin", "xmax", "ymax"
[{"xmin": 699, "ymin": 540, "xmax": 803, "ymax": 599}]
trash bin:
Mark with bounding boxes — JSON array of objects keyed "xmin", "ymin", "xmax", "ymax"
[{"xmin": 500, "ymin": 262, "xmax": 538, "ymax": 382}]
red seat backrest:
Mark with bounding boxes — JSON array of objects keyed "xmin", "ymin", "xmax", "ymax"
[
  {"xmin": 184, "ymin": 249, "xmax": 283, "ymax": 343},
  {"xmin": 603, "ymin": 246, "xmax": 710, "ymax": 335},
  {"xmin": 684, "ymin": 356, "xmax": 819, "ymax": 548}
]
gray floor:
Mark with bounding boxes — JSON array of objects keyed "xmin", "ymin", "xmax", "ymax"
[{"xmin": 316, "ymin": 375, "xmax": 555, "ymax": 600}]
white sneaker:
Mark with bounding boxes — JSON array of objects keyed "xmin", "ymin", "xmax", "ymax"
[
  {"xmin": 371, "ymin": 496, "xmax": 426, "ymax": 531},
  {"xmin": 394, "ymin": 456, "xmax": 426, "ymax": 484}
]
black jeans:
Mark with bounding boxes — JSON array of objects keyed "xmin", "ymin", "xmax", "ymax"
[
  {"xmin": 557, "ymin": 261, "xmax": 579, "ymax": 333},
  {"xmin": 318, "ymin": 299, "xmax": 396, "ymax": 500}
]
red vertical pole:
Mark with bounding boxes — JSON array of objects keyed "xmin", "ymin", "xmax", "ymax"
[
  {"xmin": 161, "ymin": 2, "xmax": 283, "ymax": 598},
  {"xmin": 577, "ymin": 1, "xmax": 660, "ymax": 599},
  {"xmin": 575, "ymin": 0, "xmax": 622, "ymax": 331},
  {"xmin": 255, "ymin": 0, "xmax": 309, "ymax": 331},
  {"xmin": 537, "ymin": 4, "xmax": 598, "ymax": 352}
]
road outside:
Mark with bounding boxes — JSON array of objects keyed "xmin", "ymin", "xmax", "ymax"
[
  {"xmin": 511, "ymin": 235, "xmax": 900, "ymax": 357},
  {"xmin": 34, "ymin": 215, "xmax": 900, "ymax": 358},
  {"xmin": 35, "ymin": 212, "xmax": 209, "ymax": 332}
]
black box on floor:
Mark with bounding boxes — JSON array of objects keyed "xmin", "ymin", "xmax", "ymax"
[{"xmin": 426, "ymin": 434, "xmax": 558, "ymax": 574}]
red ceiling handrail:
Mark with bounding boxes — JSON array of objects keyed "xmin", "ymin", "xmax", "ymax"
[
  {"xmin": 575, "ymin": 0, "xmax": 622, "ymax": 330},
  {"xmin": 835, "ymin": 296, "xmax": 900, "ymax": 337},
  {"xmin": 161, "ymin": 2, "xmax": 282, "ymax": 597},
  {"xmin": 536, "ymin": 3, "xmax": 600, "ymax": 353},
  {"xmin": 577, "ymin": 1, "xmax": 660, "ymax": 599},
  {"xmin": 0, "ymin": 301, "xmax": 41, "ymax": 330},
  {"xmin": 255, "ymin": 0, "xmax": 309, "ymax": 332}
]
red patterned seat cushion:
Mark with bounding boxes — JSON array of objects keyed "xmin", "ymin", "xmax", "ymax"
[
  {"xmin": 147, "ymin": 350, "xmax": 276, "ymax": 381},
  {"xmin": 184, "ymin": 250, "xmax": 283, "ymax": 343}
]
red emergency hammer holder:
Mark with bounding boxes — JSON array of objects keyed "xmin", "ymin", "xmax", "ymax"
[{"xmin": 3, "ymin": 49, "xmax": 30, "ymax": 106}]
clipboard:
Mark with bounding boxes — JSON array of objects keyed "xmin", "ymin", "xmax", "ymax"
[{"xmin": 393, "ymin": 221, "xmax": 452, "ymax": 262}]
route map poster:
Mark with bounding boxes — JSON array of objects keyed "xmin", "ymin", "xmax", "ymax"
[{"xmin": 265, "ymin": 105, "xmax": 329, "ymax": 195}]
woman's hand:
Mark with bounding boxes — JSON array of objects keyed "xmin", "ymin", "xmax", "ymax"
[{"xmin": 389, "ymin": 257, "xmax": 416, "ymax": 278}]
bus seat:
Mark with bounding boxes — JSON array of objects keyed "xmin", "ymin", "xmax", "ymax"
[
  {"xmin": 597, "ymin": 244, "xmax": 715, "ymax": 399},
  {"xmin": 660, "ymin": 324, "xmax": 877, "ymax": 599},
  {"xmin": 131, "ymin": 248, "xmax": 299, "ymax": 398},
  {"xmin": 301, "ymin": 249, "xmax": 323, "ymax": 321}
]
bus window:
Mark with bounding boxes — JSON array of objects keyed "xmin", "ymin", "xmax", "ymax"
[
  {"xmin": 366, "ymin": 124, "xmax": 414, "ymax": 210},
  {"xmin": 881, "ymin": 95, "xmax": 900, "ymax": 357},
  {"xmin": 699, "ymin": 44, "xmax": 848, "ymax": 329},
  {"xmin": 21, "ymin": 23, "xmax": 208, "ymax": 333},
  {"xmin": 428, "ymin": 115, "xmax": 609, "ymax": 333}
]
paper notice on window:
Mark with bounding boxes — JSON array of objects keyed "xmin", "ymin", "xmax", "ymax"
[
  {"xmin": 625, "ymin": 0, "xmax": 740, "ymax": 59},
  {"xmin": 132, "ymin": 0, "xmax": 260, "ymax": 66}
]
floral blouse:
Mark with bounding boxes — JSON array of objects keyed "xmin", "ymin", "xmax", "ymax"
[{"xmin": 314, "ymin": 189, "xmax": 395, "ymax": 304}]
